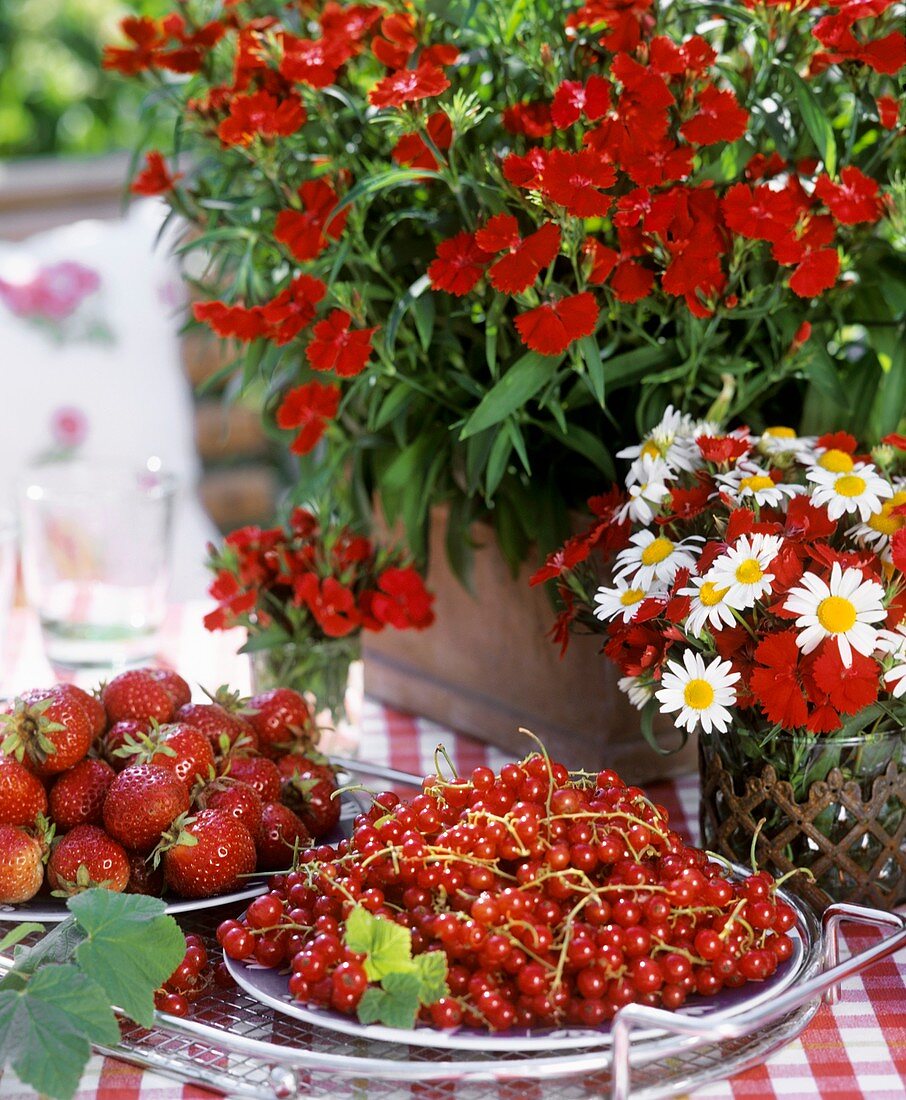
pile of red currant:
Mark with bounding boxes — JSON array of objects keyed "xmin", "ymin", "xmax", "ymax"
[
  {"xmin": 217, "ymin": 751, "xmax": 798, "ymax": 1032},
  {"xmin": 154, "ymin": 934, "xmax": 212, "ymax": 1017}
]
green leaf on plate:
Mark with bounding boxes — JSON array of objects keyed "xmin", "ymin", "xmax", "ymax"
[
  {"xmin": 412, "ymin": 951, "xmax": 449, "ymax": 1005},
  {"xmin": 0, "ymin": 924, "xmax": 44, "ymax": 955},
  {"xmin": 356, "ymin": 970, "xmax": 422, "ymax": 1030},
  {"xmin": 69, "ymin": 890, "xmax": 185, "ymax": 1027},
  {"xmin": 343, "ymin": 906, "xmax": 412, "ymax": 982},
  {"xmin": 0, "ymin": 964, "xmax": 120, "ymax": 1100}
]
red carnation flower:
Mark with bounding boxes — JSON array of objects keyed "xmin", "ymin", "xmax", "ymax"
[
  {"xmin": 811, "ymin": 644, "xmax": 879, "ymax": 715},
  {"xmin": 502, "ymin": 148, "xmax": 548, "ymax": 190},
  {"xmin": 680, "ymin": 85, "xmax": 749, "ymax": 146},
  {"xmin": 391, "ymin": 111, "xmax": 452, "ymax": 171},
  {"xmin": 203, "ymin": 571, "xmax": 257, "ymax": 631},
  {"xmin": 427, "ymin": 231, "xmax": 489, "ymax": 296},
  {"xmin": 294, "ymin": 574, "xmax": 361, "ymax": 637},
  {"xmin": 551, "ymin": 76, "xmax": 611, "ymax": 129},
  {"xmin": 478, "ymin": 219, "xmax": 561, "ymax": 295},
  {"xmin": 369, "ymin": 568, "xmax": 435, "ymax": 630},
  {"xmin": 750, "ymin": 630, "xmax": 809, "ymax": 729},
  {"xmin": 502, "ymin": 100, "xmax": 553, "ymax": 138},
  {"xmin": 369, "ymin": 63, "xmax": 450, "ymax": 109},
  {"xmin": 260, "ymin": 274, "xmax": 327, "ymax": 345},
  {"xmin": 275, "ymin": 179, "xmax": 349, "ymax": 261},
  {"xmin": 514, "ymin": 292, "xmax": 599, "ymax": 356},
  {"xmin": 530, "ymin": 533, "xmax": 594, "ymax": 586},
  {"xmin": 320, "ymin": 3, "xmax": 382, "ymax": 42},
  {"xmin": 696, "ymin": 435, "xmax": 751, "ymax": 464},
  {"xmin": 721, "ymin": 182, "xmax": 801, "ymax": 243},
  {"xmin": 280, "ymin": 33, "xmax": 351, "ymax": 87},
  {"xmin": 876, "ymin": 95, "xmax": 900, "ymax": 128},
  {"xmin": 788, "ymin": 248, "xmax": 840, "ymax": 297},
  {"xmin": 218, "ymin": 90, "xmax": 306, "ymax": 146},
  {"xmin": 131, "ymin": 151, "xmax": 182, "ymax": 196},
  {"xmin": 610, "ymin": 260, "xmax": 654, "ymax": 303},
  {"xmin": 306, "ymin": 310, "xmax": 377, "ymax": 377},
  {"xmin": 102, "ymin": 16, "xmax": 166, "ymax": 74},
  {"xmin": 814, "ymin": 166, "xmax": 885, "ymax": 224},
  {"xmin": 542, "ymin": 149, "xmax": 616, "ymax": 217},
  {"xmin": 193, "ymin": 300, "xmax": 266, "ymax": 342},
  {"xmin": 583, "ymin": 239, "xmax": 619, "ymax": 284},
  {"xmin": 276, "ymin": 380, "xmax": 341, "ymax": 455},
  {"xmin": 621, "ymin": 139, "xmax": 694, "ymax": 187}
]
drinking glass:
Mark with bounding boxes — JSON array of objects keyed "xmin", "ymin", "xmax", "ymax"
[
  {"xmin": 0, "ymin": 511, "xmax": 16, "ymax": 655},
  {"xmin": 19, "ymin": 458, "xmax": 176, "ymax": 670}
]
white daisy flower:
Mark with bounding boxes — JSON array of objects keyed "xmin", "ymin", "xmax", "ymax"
[
  {"xmin": 849, "ymin": 487, "xmax": 906, "ymax": 556},
  {"xmin": 784, "ymin": 562, "xmax": 887, "ymax": 667},
  {"xmin": 875, "ymin": 625, "xmax": 906, "ymax": 658},
  {"xmin": 593, "ymin": 579, "xmax": 664, "ymax": 624},
  {"xmin": 617, "ymin": 405, "xmax": 699, "ymax": 473},
  {"xmin": 715, "ymin": 464, "xmax": 801, "ymax": 508},
  {"xmin": 614, "ymin": 529, "xmax": 703, "ymax": 589},
  {"xmin": 617, "ymin": 456, "xmax": 675, "ymax": 525},
  {"xmin": 807, "ymin": 462, "xmax": 893, "ymax": 522},
  {"xmin": 884, "ymin": 660, "xmax": 906, "ymax": 699},
  {"xmin": 655, "ymin": 649, "xmax": 740, "ymax": 735},
  {"xmin": 619, "ymin": 675, "xmax": 654, "ymax": 711},
  {"xmin": 796, "ymin": 443, "xmax": 854, "ymax": 472},
  {"xmin": 706, "ymin": 533, "xmax": 784, "ymax": 610},
  {"xmin": 759, "ymin": 427, "xmax": 812, "ymax": 458},
  {"xmin": 680, "ymin": 576, "xmax": 736, "ymax": 637}
]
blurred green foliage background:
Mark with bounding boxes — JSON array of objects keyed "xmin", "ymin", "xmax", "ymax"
[{"xmin": 0, "ymin": 0, "xmax": 165, "ymax": 158}]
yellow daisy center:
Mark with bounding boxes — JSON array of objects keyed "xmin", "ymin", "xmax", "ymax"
[
  {"xmin": 640, "ymin": 537, "xmax": 675, "ymax": 566},
  {"xmin": 699, "ymin": 581, "xmax": 728, "ymax": 607},
  {"xmin": 735, "ymin": 558, "xmax": 764, "ymax": 584},
  {"xmin": 817, "ymin": 595, "xmax": 857, "ymax": 634},
  {"xmin": 819, "ymin": 449, "xmax": 854, "ymax": 473},
  {"xmin": 620, "ymin": 588, "xmax": 646, "ymax": 607},
  {"xmin": 684, "ymin": 678, "xmax": 715, "ymax": 710},
  {"xmin": 764, "ymin": 426, "xmax": 796, "ymax": 439},
  {"xmin": 740, "ymin": 475, "xmax": 775, "ymax": 493},
  {"xmin": 835, "ymin": 474, "xmax": 867, "ymax": 498},
  {"xmin": 867, "ymin": 490, "xmax": 906, "ymax": 536},
  {"xmin": 641, "ymin": 440, "xmax": 661, "ymax": 460}
]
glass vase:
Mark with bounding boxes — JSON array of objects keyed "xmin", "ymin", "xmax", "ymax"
[
  {"xmin": 248, "ymin": 636, "xmax": 363, "ymax": 758},
  {"xmin": 699, "ymin": 726, "xmax": 906, "ymax": 911}
]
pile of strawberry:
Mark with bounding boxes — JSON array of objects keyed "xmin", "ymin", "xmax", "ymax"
[
  {"xmin": 0, "ymin": 667, "xmax": 340, "ymax": 905},
  {"xmin": 218, "ymin": 752, "xmax": 797, "ymax": 1031}
]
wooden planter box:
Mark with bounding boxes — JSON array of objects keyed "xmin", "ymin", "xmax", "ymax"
[{"xmin": 364, "ymin": 509, "xmax": 696, "ymax": 782}]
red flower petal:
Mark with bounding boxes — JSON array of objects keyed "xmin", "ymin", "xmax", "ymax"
[
  {"xmin": 514, "ymin": 292, "xmax": 599, "ymax": 356},
  {"xmin": 306, "ymin": 309, "xmax": 377, "ymax": 377},
  {"xmin": 788, "ymin": 248, "xmax": 840, "ymax": 297}
]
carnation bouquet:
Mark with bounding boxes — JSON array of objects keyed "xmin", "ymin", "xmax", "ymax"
[
  {"xmin": 107, "ymin": 0, "xmax": 906, "ymax": 575},
  {"xmin": 534, "ymin": 413, "xmax": 906, "ymax": 903},
  {"xmin": 205, "ymin": 508, "xmax": 434, "ymax": 735}
]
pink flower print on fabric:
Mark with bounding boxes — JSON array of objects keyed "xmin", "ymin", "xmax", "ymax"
[{"xmin": 0, "ymin": 262, "xmax": 100, "ymax": 321}]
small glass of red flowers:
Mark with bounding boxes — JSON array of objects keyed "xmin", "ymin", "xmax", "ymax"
[{"xmin": 204, "ymin": 507, "xmax": 434, "ymax": 753}]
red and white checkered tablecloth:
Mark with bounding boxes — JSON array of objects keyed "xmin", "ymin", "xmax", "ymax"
[{"xmin": 0, "ymin": 605, "xmax": 904, "ymax": 1100}]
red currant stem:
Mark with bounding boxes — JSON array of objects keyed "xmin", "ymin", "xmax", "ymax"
[
  {"xmin": 717, "ymin": 899, "xmax": 754, "ymax": 949},
  {"xmin": 704, "ymin": 850, "xmax": 735, "ymax": 874},
  {"xmin": 517, "ymin": 731, "xmax": 556, "ymax": 822},
  {"xmin": 433, "ymin": 743, "xmax": 458, "ymax": 780},
  {"xmin": 772, "ymin": 865, "xmax": 815, "ymax": 889},
  {"xmin": 464, "ymin": 810, "xmax": 531, "ymax": 853},
  {"xmin": 651, "ymin": 940, "xmax": 706, "ymax": 965},
  {"xmin": 249, "ymin": 921, "xmax": 312, "ymax": 936},
  {"xmin": 749, "ymin": 817, "xmax": 766, "ymax": 873},
  {"xmin": 549, "ymin": 809, "xmax": 669, "ymax": 839},
  {"xmin": 552, "ymin": 891, "xmax": 597, "ymax": 990},
  {"xmin": 494, "ymin": 921, "xmax": 557, "ymax": 969}
]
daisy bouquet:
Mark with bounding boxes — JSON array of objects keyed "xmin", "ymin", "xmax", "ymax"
[{"xmin": 534, "ymin": 411, "xmax": 906, "ymax": 775}]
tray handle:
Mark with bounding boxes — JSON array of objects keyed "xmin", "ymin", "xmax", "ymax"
[{"xmin": 610, "ymin": 901, "xmax": 906, "ymax": 1100}]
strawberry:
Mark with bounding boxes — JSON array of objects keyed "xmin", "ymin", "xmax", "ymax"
[
  {"xmin": 257, "ymin": 801, "xmax": 311, "ymax": 870},
  {"xmin": 161, "ymin": 809, "xmax": 257, "ymax": 898},
  {"xmin": 0, "ymin": 824, "xmax": 45, "ymax": 903},
  {"xmin": 276, "ymin": 748, "xmax": 336, "ymax": 785},
  {"xmin": 222, "ymin": 754, "xmax": 282, "ymax": 802},
  {"xmin": 54, "ymin": 684, "xmax": 107, "ymax": 739},
  {"xmin": 102, "ymin": 669, "xmax": 175, "ymax": 725},
  {"xmin": 125, "ymin": 850, "xmax": 164, "ymax": 896},
  {"xmin": 114, "ymin": 722, "xmax": 216, "ymax": 792},
  {"xmin": 49, "ymin": 758, "xmax": 116, "ymax": 829},
  {"xmin": 197, "ymin": 778, "xmax": 263, "ymax": 837},
  {"xmin": 103, "ymin": 763, "xmax": 190, "ymax": 853},
  {"xmin": 146, "ymin": 667, "xmax": 192, "ymax": 709},
  {"xmin": 247, "ymin": 688, "xmax": 314, "ymax": 758},
  {"xmin": 175, "ymin": 701, "xmax": 258, "ymax": 755},
  {"xmin": 281, "ymin": 763, "xmax": 340, "ymax": 839},
  {"xmin": 0, "ymin": 688, "xmax": 92, "ymax": 778},
  {"xmin": 46, "ymin": 824, "xmax": 130, "ymax": 895},
  {"xmin": 103, "ymin": 719, "xmax": 149, "ymax": 769},
  {"xmin": 0, "ymin": 756, "xmax": 48, "ymax": 826}
]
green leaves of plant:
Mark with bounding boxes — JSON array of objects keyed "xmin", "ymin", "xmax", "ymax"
[
  {"xmin": 344, "ymin": 907, "xmax": 448, "ymax": 1029},
  {"xmin": 460, "ymin": 351, "xmax": 561, "ymax": 439},
  {"xmin": 69, "ymin": 890, "xmax": 185, "ymax": 1028},
  {"xmin": 0, "ymin": 889, "xmax": 186, "ymax": 1100},
  {"xmin": 0, "ymin": 965, "xmax": 121, "ymax": 1100},
  {"xmin": 784, "ymin": 67, "xmax": 837, "ymax": 176}
]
